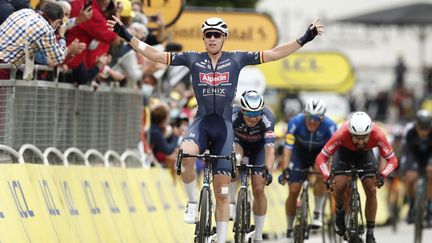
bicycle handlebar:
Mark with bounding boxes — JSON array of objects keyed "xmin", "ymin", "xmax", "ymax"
[
  {"xmin": 181, "ymin": 153, "xmax": 231, "ymax": 160},
  {"xmin": 175, "ymin": 149, "xmax": 236, "ymax": 178},
  {"xmin": 332, "ymin": 168, "xmax": 377, "ymax": 176}
]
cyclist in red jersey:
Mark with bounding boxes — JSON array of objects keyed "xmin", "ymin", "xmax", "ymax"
[{"xmin": 315, "ymin": 111, "xmax": 398, "ymax": 243}]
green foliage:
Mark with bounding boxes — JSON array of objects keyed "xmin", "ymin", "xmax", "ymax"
[{"xmin": 185, "ymin": 0, "xmax": 259, "ymax": 9}]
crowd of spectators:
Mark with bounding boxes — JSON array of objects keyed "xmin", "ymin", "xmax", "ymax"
[{"xmin": 0, "ymin": 0, "xmax": 195, "ymax": 175}]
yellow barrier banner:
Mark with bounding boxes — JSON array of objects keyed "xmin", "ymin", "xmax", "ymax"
[
  {"xmin": 50, "ymin": 166, "xmax": 104, "ymax": 242},
  {"xmin": 94, "ymin": 167, "xmax": 141, "ymax": 243},
  {"xmin": 27, "ymin": 165, "xmax": 80, "ymax": 243},
  {"xmin": 127, "ymin": 168, "xmax": 175, "ymax": 242},
  {"xmin": 0, "ymin": 165, "xmax": 31, "ymax": 243},
  {"xmin": 0, "ymin": 164, "xmax": 58, "ymax": 242},
  {"xmin": 110, "ymin": 168, "xmax": 152, "ymax": 242}
]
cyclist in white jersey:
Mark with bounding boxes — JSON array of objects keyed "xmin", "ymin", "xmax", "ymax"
[{"xmin": 107, "ymin": 15, "xmax": 324, "ymax": 243}]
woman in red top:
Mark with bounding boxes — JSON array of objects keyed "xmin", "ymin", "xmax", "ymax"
[{"xmin": 315, "ymin": 111, "xmax": 398, "ymax": 243}]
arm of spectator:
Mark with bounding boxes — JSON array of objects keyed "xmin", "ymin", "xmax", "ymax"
[
  {"xmin": 151, "ymin": 128, "xmax": 179, "ymax": 155},
  {"xmin": 38, "ymin": 26, "xmax": 67, "ymax": 65},
  {"xmin": 76, "ymin": 6, "xmax": 92, "ymax": 25},
  {"xmin": 67, "ymin": 39, "xmax": 86, "ymax": 57},
  {"xmin": 116, "ymin": 51, "xmax": 142, "ymax": 82},
  {"xmin": 107, "ymin": 16, "xmax": 168, "ymax": 64}
]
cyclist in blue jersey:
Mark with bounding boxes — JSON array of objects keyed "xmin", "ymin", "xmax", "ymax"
[
  {"xmin": 107, "ymin": 16, "xmax": 324, "ymax": 242},
  {"xmin": 229, "ymin": 90, "xmax": 275, "ymax": 243},
  {"xmin": 278, "ymin": 99, "xmax": 337, "ymax": 243}
]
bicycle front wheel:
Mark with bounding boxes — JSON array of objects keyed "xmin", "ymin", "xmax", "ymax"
[
  {"xmin": 348, "ymin": 191, "xmax": 362, "ymax": 243},
  {"xmin": 294, "ymin": 189, "xmax": 308, "ymax": 243},
  {"xmin": 234, "ymin": 188, "xmax": 249, "ymax": 243},
  {"xmin": 196, "ymin": 187, "xmax": 211, "ymax": 243},
  {"xmin": 414, "ymin": 178, "xmax": 426, "ymax": 243}
]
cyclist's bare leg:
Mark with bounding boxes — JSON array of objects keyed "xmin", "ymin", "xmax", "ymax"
[
  {"xmin": 426, "ymin": 165, "xmax": 432, "ymax": 199},
  {"xmin": 286, "ymin": 182, "xmax": 302, "ymax": 230},
  {"xmin": 180, "ymin": 140, "xmax": 199, "ymax": 202},
  {"xmin": 404, "ymin": 170, "xmax": 419, "ymax": 199},
  {"xmin": 313, "ymin": 165, "xmax": 326, "ymax": 216},
  {"xmin": 333, "ymin": 175, "xmax": 350, "ymax": 209},
  {"xmin": 213, "ymin": 174, "xmax": 231, "ymax": 242},
  {"xmin": 362, "ymin": 177, "xmax": 378, "ymax": 235},
  {"xmin": 229, "ymin": 144, "xmax": 244, "ymax": 203},
  {"xmin": 252, "ymin": 174, "xmax": 267, "ymax": 240}
]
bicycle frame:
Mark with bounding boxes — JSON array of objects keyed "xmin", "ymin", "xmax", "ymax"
[
  {"xmin": 233, "ymin": 164, "xmax": 265, "ymax": 243},
  {"xmin": 288, "ymin": 168, "xmax": 322, "ymax": 243},
  {"xmin": 176, "ymin": 149, "xmax": 235, "ymax": 243},
  {"xmin": 332, "ymin": 164, "xmax": 377, "ymax": 243}
]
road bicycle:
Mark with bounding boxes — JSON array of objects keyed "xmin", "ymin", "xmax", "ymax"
[
  {"xmin": 283, "ymin": 167, "xmax": 322, "ymax": 243},
  {"xmin": 232, "ymin": 163, "xmax": 266, "ymax": 243},
  {"xmin": 176, "ymin": 149, "xmax": 235, "ymax": 243},
  {"xmin": 330, "ymin": 164, "xmax": 378, "ymax": 243}
]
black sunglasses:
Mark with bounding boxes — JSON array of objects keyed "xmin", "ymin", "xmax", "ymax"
[{"xmin": 204, "ymin": 31, "xmax": 223, "ymax": 39}]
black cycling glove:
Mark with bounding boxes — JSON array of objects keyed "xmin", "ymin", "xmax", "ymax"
[
  {"xmin": 297, "ymin": 24, "xmax": 318, "ymax": 47},
  {"xmin": 113, "ymin": 22, "xmax": 133, "ymax": 42}
]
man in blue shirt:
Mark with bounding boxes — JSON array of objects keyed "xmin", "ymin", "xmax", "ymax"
[
  {"xmin": 278, "ymin": 98, "xmax": 337, "ymax": 243},
  {"xmin": 108, "ymin": 16, "xmax": 324, "ymax": 242}
]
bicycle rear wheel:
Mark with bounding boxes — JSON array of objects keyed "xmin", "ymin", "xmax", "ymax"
[
  {"xmin": 196, "ymin": 187, "xmax": 212, "ymax": 243},
  {"xmin": 234, "ymin": 188, "xmax": 249, "ymax": 243}
]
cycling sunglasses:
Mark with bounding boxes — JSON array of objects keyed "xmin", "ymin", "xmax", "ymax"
[
  {"xmin": 204, "ymin": 31, "xmax": 223, "ymax": 39},
  {"xmin": 304, "ymin": 113, "xmax": 323, "ymax": 122},
  {"xmin": 243, "ymin": 110, "xmax": 263, "ymax": 118}
]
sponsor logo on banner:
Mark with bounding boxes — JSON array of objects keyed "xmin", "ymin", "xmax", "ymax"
[{"xmin": 199, "ymin": 72, "xmax": 230, "ymax": 86}]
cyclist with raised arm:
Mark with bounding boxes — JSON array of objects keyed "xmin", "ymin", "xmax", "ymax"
[
  {"xmin": 278, "ymin": 98, "xmax": 337, "ymax": 242},
  {"xmin": 228, "ymin": 90, "xmax": 275, "ymax": 243},
  {"xmin": 107, "ymin": 15, "xmax": 324, "ymax": 242},
  {"xmin": 400, "ymin": 109, "xmax": 432, "ymax": 226},
  {"xmin": 315, "ymin": 111, "xmax": 398, "ymax": 243}
]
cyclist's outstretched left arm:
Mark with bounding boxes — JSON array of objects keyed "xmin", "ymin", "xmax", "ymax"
[{"xmin": 262, "ymin": 19, "xmax": 324, "ymax": 62}]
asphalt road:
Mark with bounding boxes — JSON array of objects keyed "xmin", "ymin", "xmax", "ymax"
[{"xmin": 262, "ymin": 223, "xmax": 432, "ymax": 242}]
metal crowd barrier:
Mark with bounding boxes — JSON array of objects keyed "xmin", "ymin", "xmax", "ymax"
[{"xmin": 0, "ymin": 64, "xmax": 143, "ymax": 156}]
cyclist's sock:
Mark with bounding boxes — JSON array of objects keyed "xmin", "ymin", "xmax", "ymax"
[
  {"xmin": 183, "ymin": 180, "xmax": 197, "ymax": 203},
  {"xmin": 216, "ymin": 221, "xmax": 228, "ymax": 243},
  {"xmin": 229, "ymin": 182, "xmax": 237, "ymax": 204},
  {"xmin": 366, "ymin": 221, "xmax": 375, "ymax": 235},
  {"xmin": 287, "ymin": 214, "xmax": 295, "ymax": 230},
  {"xmin": 314, "ymin": 196, "xmax": 326, "ymax": 215},
  {"xmin": 254, "ymin": 215, "xmax": 265, "ymax": 240}
]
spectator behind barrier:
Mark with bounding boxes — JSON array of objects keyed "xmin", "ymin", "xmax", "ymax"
[
  {"xmin": 65, "ymin": 0, "xmax": 121, "ymax": 85},
  {"xmin": 149, "ymin": 102, "xmax": 182, "ymax": 182},
  {"xmin": 0, "ymin": 0, "xmax": 14, "ymax": 26},
  {"xmin": 112, "ymin": 22, "xmax": 149, "ymax": 87},
  {"xmin": 0, "ymin": 1, "xmax": 67, "ymax": 79}
]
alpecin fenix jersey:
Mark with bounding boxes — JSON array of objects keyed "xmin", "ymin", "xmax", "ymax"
[{"xmin": 167, "ymin": 51, "xmax": 264, "ymax": 121}]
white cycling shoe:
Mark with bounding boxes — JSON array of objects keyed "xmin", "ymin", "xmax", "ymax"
[
  {"xmin": 229, "ymin": 203, "xmax": 236, "ymax": 221},
  {"xmin": 184, "ymin": 202, "xmax": 198, "ymax": 224},
  {"xmin": 310, "ymin": 212, "xmax": 323, "ymax": 229}
]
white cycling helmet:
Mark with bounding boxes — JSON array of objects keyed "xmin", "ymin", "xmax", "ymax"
[
  {"xmin": 201, "ymin": 17, "xmax": 228, "ymax": 36},
  {"xmin": 304, "ymin": 98, "xmax": 326, "ymax": 117},
  {"xmin": 240, "ymin": 90, "xmax": 264, "ymax": 112},
  {"xmin": 348, "ymin": 111, "xmax": 373, "ymax": 135}
]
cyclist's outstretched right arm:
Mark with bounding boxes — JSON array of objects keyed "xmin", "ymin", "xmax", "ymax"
[{"xmin": 107, "ymin": 16, "xmax": 168, "ymax": 64}]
